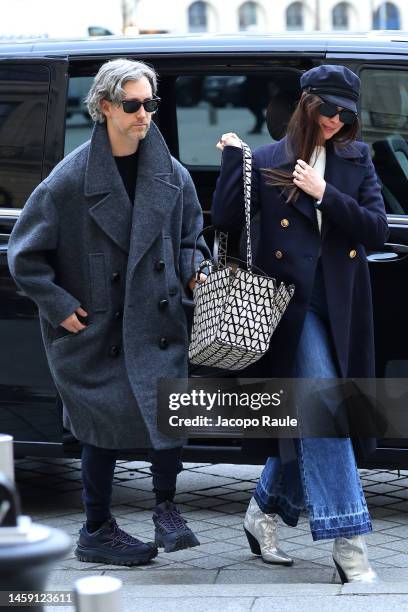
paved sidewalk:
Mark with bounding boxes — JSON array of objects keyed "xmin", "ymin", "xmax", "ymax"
[{"xmin": 15, "ymin": 459, "xmax": 408, "ymax": 610}]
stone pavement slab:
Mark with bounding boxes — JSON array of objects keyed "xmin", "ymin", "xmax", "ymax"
[
  {"xmin": 13, "ymin": 460, "xmax": 408, "ymax": 610},
  {"xmin": 251, "ymin": 595, "xmax": 408, "ymax": 612},
  {"xmin": 43, "ymin": 583, "xmax": 408, "ymax": 612}
]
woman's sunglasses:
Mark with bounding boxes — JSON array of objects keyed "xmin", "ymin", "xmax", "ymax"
[
  {"xmin": 318, "ymin": 101, "xmax": 357, "ymax": 125},
  {"xmin": 121, "ymin": 97, "xmax": 161, "ymax": 114}
]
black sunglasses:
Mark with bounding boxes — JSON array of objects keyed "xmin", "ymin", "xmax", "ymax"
[
  {"xmin": 121, "ymin": 97, "xmax": 160, "ymax": 114},
  {"xmin": 318, "ymin": 101, "xmax": 356, "ymax": 125}
]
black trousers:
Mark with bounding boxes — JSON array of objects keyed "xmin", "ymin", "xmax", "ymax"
[{"xmin": 81, "ymin": 443, "xmax": 183, "ymax": 522}]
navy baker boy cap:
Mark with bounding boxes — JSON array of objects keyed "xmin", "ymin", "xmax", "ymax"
[{"xmin": 300, "ymin": 65, "xmax": 360, "ymax": 113}]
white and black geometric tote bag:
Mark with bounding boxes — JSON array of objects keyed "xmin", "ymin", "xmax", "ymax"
[{"xmin": 188, "ymin": 142, "xmax": 295, "ymax": 371}]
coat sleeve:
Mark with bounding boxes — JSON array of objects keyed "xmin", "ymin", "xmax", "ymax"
[
  {"xmin": 178, "ymin": 166, "xmax": 210, "ymax": 290},
  {"xmin": 7, "ymin": 182, "xmax": 81, "ymax": 328},
  {"xmin": 211, "ymin": 145, "xmax": 260, "ymax": 231},
  {"xmin": 319, "ymin": 145, "xmax": 389, "ymax": 249}
]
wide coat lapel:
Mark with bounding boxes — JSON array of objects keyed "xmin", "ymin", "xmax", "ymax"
[
  {"xmin": 321, "ymin": 140, "xmax": 366, "ymax": 238},
  {"xmin": 85, "ymin": 123, "xmax": 133, "ymax": 253},
  {"xmin": 127, "ymin": 122, "xmax": 180, "ymax": 273},
  {"xmin": 324, "ymin": 140, "xmax": 365, "ymax": 188},
  {"xmin": 271, "ymin": 138, "xmax": 367, "ymax": 233},
  {"xmin": 271, "ymin": 138, "xmax": 319, "ymax": 228}
]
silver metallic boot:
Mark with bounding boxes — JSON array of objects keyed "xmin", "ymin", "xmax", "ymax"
[
  {"xmin": 243, "ymin": 497, "xmax": 293, "ymax": 565},
  {"xmin": 332, "ymin": 535, "xmax": 379, "ymax": 583}
]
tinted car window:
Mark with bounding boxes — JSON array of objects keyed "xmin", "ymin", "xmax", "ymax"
[
  {"xmin": 0, "ymin": 65, "xmax": 49, "ymax": 209},
  {"xmin": 361, "ymin": 68, "xmax": 408, "ymax": 215},
  {"xmin": 176, "ymin": 72, "xmax": 301, "ymax": 166},
  {"xmin": 65, "ymin": 76, "xmax": 94, "ymax": 156}
]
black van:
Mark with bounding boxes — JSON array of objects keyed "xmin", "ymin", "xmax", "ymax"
[{"xmin": 0, "ymin": 33, "xmax": 407, "ymax": 467}]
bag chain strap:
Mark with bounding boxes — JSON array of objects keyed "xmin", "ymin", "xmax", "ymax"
[
  {"xmin": 217, "ymin": 141, "xmax": 252, "ymax": 272},
  {"xmin": 241, "ymin": 141, "xmax": 253, "ymax": 272},
  {"xmin": 215, "ymin": 230, "xmax": 228, "ymax": 270},
  {"xmin": 192, "ymin": 141, "xmax": 253, "ymax": 276}
]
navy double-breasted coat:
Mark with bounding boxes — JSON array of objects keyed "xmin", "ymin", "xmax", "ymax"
[
  {"xmin": 8, "ymin": 122, "xmax": 208, "ymax": 450},
  {"xmin": 212, "ymin": 137, "xmax": 389, "ymax": 384}
]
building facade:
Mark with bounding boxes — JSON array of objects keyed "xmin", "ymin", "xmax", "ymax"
[{"xmin": 132, "ymin": 0, "xmax": 407, "ymax": 34}]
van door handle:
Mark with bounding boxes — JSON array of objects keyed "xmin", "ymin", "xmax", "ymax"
[
  {"xmin": 0, "ymin": 232, "xmax": 9, "ymax": 245},
  {"xmin": 367, "ymin": 243, "xmax": 408, "ymax": 263},
  {"xmin": 0, "ymin": 234, "xmax": 9, "ymax": 262}
]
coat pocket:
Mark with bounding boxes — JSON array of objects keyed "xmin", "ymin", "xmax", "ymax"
[
  {"xmin": 51, "ymin": 324, "xmax": 93, "ymax": 345},
  {"xmin": 89, "ymin": 253, "xmax": 109, "ymax": 312},
  {"xmin": 163, "ymin": 236, "xmax": 179, "ymax": 296}
]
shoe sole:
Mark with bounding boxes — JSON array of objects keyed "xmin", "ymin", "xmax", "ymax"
[
  {"xmin": 155, "ymin": 531, "xmax": 200, "ymax": 553},
  {"xmin": 333, "ymin": 557, "xmax": 348, "ymax": 584},
  {"xmin": 261, "ymin": 556, "xmax": 294, "ymax": 566},
  {"xmin": 244, "ymin": 527, "xmax": 294, "ymax": 566},
  {"xmin": 74, "ymin": 545, "xmax": 158, "ymax": 567}
]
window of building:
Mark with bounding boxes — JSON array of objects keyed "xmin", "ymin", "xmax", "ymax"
[
  {"xmin": 361, "ymin": 68, "xmax": 408, "ymax": 214},
  {"xmin": 373, "ymin": 2, "xmax": 400, "ymax": 30},
  {"xmin": 0, "ymin": 64, "xmax": 49, "ymax": 209},
  {"xmin": 286, "ymin": 2, "xmax": 304, "ymax": 31},
  {"xmin": 239, "ymin": 1, "xmax": 258, "ymax": 31},
  {"xmin": 88, "ymin": 26, "xmax": 114, "ymax": 36},
  {"xmin": 188, "ymin": 1, "xmax": 208, "ymax": 33},
  {"xmin": 332, "ymin": 2, "xmax": 349, "ymax": 30}
]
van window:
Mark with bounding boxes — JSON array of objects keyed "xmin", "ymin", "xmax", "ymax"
[
  {"xmin": 0, "ymin": 65, "xmax": 49, "ymax": 209},
  {"xmin": 361, "ymin": 68, "xmax": 408, "ymax": 215},
  {"xmin": 65, "ymin": 76, "xmax": 94, "ymax": 156},
  {"xmin": 176, "ymin": 73, "xmax": 301, "ymax": 166}
]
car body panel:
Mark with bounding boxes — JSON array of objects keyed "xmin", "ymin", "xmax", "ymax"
[{"xmin": 0, "ymin": 34, "xmax": 407, "ymax": 466}]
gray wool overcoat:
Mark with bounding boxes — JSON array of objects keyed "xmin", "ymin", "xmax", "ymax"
[{"xmin": 8, "ymin": 121, "xmax": 209, "ymax": 450}]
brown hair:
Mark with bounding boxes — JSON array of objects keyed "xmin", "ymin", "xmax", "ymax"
[{"xmin": 261, "ymin": 92, "xmax": 360, "ymax": 203}]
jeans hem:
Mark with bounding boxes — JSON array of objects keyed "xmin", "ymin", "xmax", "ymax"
[
  {"xmin": 254, "ymin": 491, "xmax": 301, "ymax": 527},
  {"xmin": 311, "ymin": 520, "xmax": 373, "ymax": 541}
]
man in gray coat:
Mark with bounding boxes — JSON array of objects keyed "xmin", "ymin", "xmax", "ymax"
[{"xmin": 8, "ymin": 58, "xmax": 208, "ymax": 566}]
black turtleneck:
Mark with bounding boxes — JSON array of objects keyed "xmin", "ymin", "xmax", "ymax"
[{"xmin": 114, "ymin": 149, "xmax": 139, "ymax": 205}]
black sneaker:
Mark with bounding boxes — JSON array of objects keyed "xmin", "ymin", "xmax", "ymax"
[
  {"xmin": 153, "ymin": 501, "xmax": 200, "ymax": 553},
  {"xmin": 75, "ymin": 518, "xmax": 158, "ymax": 566}
]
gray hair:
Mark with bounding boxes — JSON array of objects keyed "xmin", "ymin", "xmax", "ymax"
[{"xmin": 85, "ymin": 58, "xmax": 158, "ymax": 123}]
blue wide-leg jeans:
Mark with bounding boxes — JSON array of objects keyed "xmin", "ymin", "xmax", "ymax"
[{"xmin": 254, "ymin": 261, "xmax": 372, "ymax": 541}]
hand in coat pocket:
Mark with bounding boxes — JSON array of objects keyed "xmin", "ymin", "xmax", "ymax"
[{"xmin": 60, "ymin": 307, "xmax": 88, "ymax": 333}]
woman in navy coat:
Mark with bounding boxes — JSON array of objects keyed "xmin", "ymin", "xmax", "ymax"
[{"xmin": 212, "ymin": 65, "xmax": 389, "ymax": 583}]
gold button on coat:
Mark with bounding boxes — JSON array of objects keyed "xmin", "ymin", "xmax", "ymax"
[
  {"xmin": 275, "ymin": 250, "xmax": 283, "ymax": 259},
  {"xmin": 349, "ymin": 249, "xmax": 357, "ymax": 259},
  {"xmin": 281, "ymin": 218, "xmax": 289, "ymax": 228}
]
